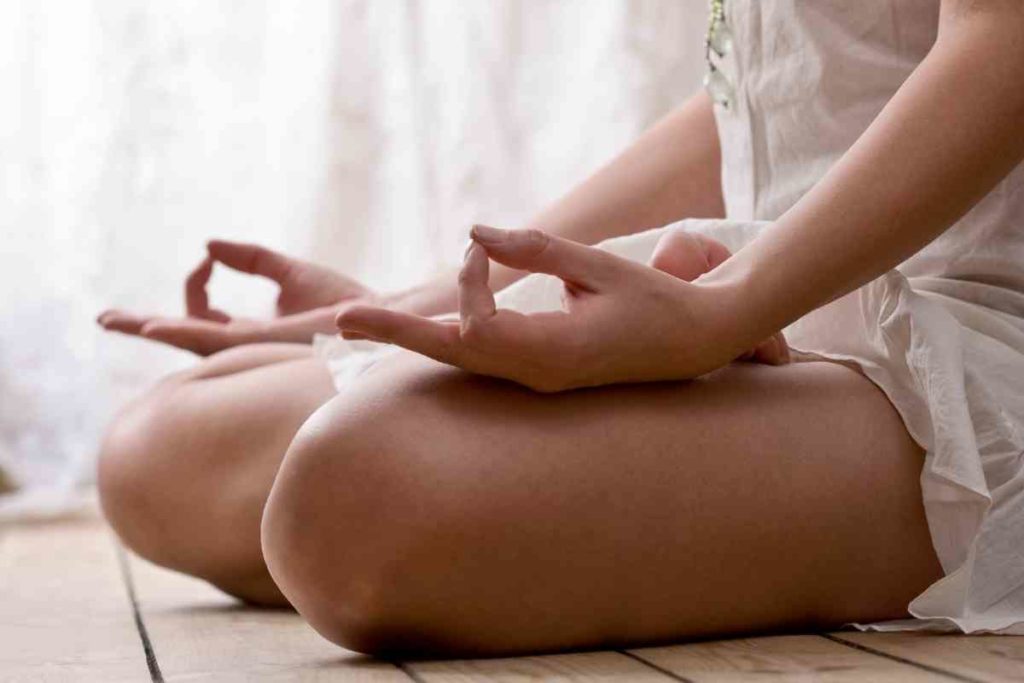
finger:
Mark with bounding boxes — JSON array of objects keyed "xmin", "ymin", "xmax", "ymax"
[
  {"xmin": 337, "ymin": 306, "xmax": 464, "ymax": 366},
  {"xmin": 749, "ymin": 332, "xmax": 791, "ymax": 366},
  {"xmin": 693, "ymin": 233, "xmax": 733, "ymax": 270},
  {"xmin": 459, "ymin": 242, "xmax": 496, "ymax": 325},
  {"xmin": 184, "ymin": 256, "xmax": 231, "ymax": 321},
  {"xmin": 470, "ymin": 225, "xmax": 617, "ymax": 291},
  {"xmin": 206, "ymin": 239, "xmax": 293, "ymax": 283},
  {"xmin": 140, "ymin": 319, "xmax": 240, "ymax": 356},
  {"xmin": 340, "ymin": 330, "xmax": 378, "ymax": 342},
  {"xmin": 771, "ymin": 332, "xmax": 791, "ymax": 364},
  {"xmin": 184, "ymin": 255, "xmax": 212, "ymax": 316},
  {"xmin": 97, "ymin": 310, "xmax": 154, "ymax": 335}
]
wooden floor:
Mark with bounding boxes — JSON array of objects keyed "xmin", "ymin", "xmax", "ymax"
[{"xmin": 3, "ymin": 517, "xmax": 1023, "ymax": 682}]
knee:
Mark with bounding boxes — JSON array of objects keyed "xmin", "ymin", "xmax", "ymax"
[
  {"xmin": 97, "ymin": 379, "xmax": 229, "ymax": 584},
  {"xmin": 99, "ymin": 378, "xmax": 190, "ymax": 561},
  {"xmin": 98, "ymin": 383, "xmax": 178, "ymax": 563},
  {"xmin": 261, "ymin": 370, "xmax": 478, "ymax": 656}
]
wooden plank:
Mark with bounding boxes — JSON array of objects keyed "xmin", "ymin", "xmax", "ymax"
[
  {"xmin": 834, "ymin": 631, "xmax": 1024, "ymax": 683},
  {"xmin": 407, "ymin": 650, "xmax": 676, "ymax": 681},
  {"xmin": 130, "ymin": 551, "xmax": 676, "ymax": 681},
  {"xmin": 10, "ymin": 518, "xmax": 1015, "ymax": 683},
  {"xmin": 129, "ymin": 550, "xmax": 677, "ymax": 681},
  {"xmin": 126, "ymin": 551, "xmax": 409, "ymax": 682},
  {"xmin": 0, "ymin": 519, "xmax": 151, "ymax": 682},
  {"xmin": 627, "ymin": 634, "xmax": 957, "ymax": 681}
]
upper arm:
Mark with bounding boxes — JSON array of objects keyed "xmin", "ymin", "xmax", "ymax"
[
  {"xmin": 939, "ymin": 0, "xmax": 1024, "ymax": 43},
  {"xmin": 935, "ymin": 0, "xmax": 1024, "ymax": 141}
]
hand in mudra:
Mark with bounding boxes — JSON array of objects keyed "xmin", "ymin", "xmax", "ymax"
[
  {"xmin": 336, "ymin": 225, "xmax": 788, "ymax": 392},
  {"xmin": 98, "ymin": 240, "xmax": 374, "ymax": 355}
]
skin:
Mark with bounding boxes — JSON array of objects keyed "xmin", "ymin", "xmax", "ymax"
[
  {"xmin": 336, "ymin": 2, "xmax": 1024, "ymax": 391},
  {"xmin": 97, "ymin": 0, "xmax": 1022, "ymax": 658},
  {"xmin": 336, "ymin": 227, "xmax": 790, "ymax": 391},
  {"xmin": 98, "ymin": 231, "xmax": 771, "ymax": 607},
  {"xmin": 261, "ymin": 353, "xmax": 939, "ymax": 657},
  {"xmin": 97, "ymin": 344, "xmax": 331, "ymax": 605},
  {"xmin": 97, "ymin": 90, "xmax": 726, "ymax": 348}
]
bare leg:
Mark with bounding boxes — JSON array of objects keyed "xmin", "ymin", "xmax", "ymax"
[
  {"xmin": 262, "ymin": 352, "xmax": 943, "ymax": 656},
  {"xmin": 99, "ymin": 343, "xmax": 336, "ymax": 605}
]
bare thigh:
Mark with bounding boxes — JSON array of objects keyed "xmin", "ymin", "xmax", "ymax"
[
  {"xmin": 262, "ymin": 353, "xmax": 943, "ymax": 656},
  {"xmin": 99, "ymin": 343, "xmax": 336, "ymax": 605}
]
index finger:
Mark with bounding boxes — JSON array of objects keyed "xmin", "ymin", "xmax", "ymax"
[
  {"xmin": 207, "ymin": 240, "xmax": 292, "ymax": 283},
  {"xmin": 470, "ymin": 226, "xmax": 619, "ymax": 292}
]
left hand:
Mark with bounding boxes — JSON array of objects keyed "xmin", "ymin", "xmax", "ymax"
[
  {"xmin": 97, "ymin": 240, "xmax": 376, "ymax": 355},
  {"xmin": 336, "ymin": 226, "xmax": 787, "ymax": 392}
]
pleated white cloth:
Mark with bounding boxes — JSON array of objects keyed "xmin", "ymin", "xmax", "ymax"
[{"xmin": 318, "ymin": 0, "xmax": 1024, "ymax": 633}]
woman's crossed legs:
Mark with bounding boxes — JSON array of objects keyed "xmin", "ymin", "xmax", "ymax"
[
  {"xmin": 98, "ymin": 343, "xmax": 334, "ymax": 605},
  {"xmin": 99, "ymin": 345, "xmax": 942, "ymax": 657}
]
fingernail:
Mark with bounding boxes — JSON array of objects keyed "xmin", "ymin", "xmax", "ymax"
[
  {"xmin": 463, "ymin": 238, "xmax": 475, "ymax": 260},
  {"xmin": 335, "ymin": 312, "xmax": 358, "ymax": 330},
  {"xmin": 471, "ymin": 224, "xmax": 507, "ymax": 244}
]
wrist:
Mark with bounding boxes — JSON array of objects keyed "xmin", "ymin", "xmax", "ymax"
[{"xmin": 693, "ymin": 251, "xmax": 776, "ymax": 355}]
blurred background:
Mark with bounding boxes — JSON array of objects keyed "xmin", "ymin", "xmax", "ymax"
[{"xmin": 0, "ymin": 0, "xmax": 705, "ymax": 513}]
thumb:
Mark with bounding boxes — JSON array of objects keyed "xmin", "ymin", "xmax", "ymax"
[
  {"xmin": 139, "ymin": 318, "xmax": 240, "ymax": 356},
  {"xmin": 469, "ymin": 225, "xmax": 618, "ymax": 291}
]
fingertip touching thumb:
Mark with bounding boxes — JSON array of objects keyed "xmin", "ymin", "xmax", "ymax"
[{"xmin": 470, "ymin": 224, "xmax": 510, "ymax": 245}]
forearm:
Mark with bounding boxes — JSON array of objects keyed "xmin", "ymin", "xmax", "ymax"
[
  {"xmin": 522, "ymin": 92, "xmax": 723, "ymax": 244},
  {"xmin": 704, "ymin": 1, "xmax": 1024, "ymax": 348},
  {"xmin": 508, "ymin": 91, "xmax": 724, "ymax": 285}
]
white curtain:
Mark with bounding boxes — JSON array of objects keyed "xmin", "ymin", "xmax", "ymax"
[{"xmin": 0, "ymin": 0, "xmax": 706, "ymax": 504}]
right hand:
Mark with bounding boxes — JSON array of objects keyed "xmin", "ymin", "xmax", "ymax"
[
  {"xmin": 97, "ymin": 240, "xmax": 377, "ymax": 355},
  {"xmin": 336, "ymin": 225, "xmax": 789, "ymax": 392}
]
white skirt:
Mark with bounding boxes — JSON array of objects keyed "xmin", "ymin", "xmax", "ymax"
[{"xmin": 315, "ymin": 219, "xmax": 1024, "ymax": 635}]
